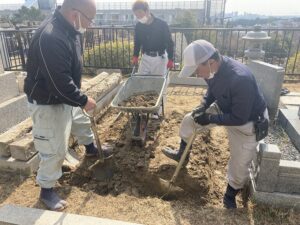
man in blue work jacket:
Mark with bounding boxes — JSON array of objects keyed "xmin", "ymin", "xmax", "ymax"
[{"xmin": 162, "ymin": 40, "xmax": 268, "ymax": 209}]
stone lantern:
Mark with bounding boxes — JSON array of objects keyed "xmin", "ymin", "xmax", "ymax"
[{"xmin": 242, "ymin": 25, "xmax": 271, "ymax": 60}]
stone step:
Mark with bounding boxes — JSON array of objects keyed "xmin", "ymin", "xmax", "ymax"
[
  {"xmin": 0, "ymin": 204, "xmax": 143, "ymax": 225},
  {"xmin": 81, "ymin": 72, "xmax": 109, "ymax": 92},
  {"xmin": 0, "ymin": 118, "xmax": 32, "ymax": 157},
  {"xmin": 0, "ymin": 71, "xmax": 19, "ymax": 104},
  {"xmin": 250, "ymin": 173, "xmax": 300, "ymax": 210},
  {"xmin": 10, "ymin": 133, "xmax": 36, "ymax": 161},
  {"xmin": 0, "ymin": 94, "xmax": 29, "ymax": 134},
  {"xmin": 85, "ymin": 73, "xmax": 122, "ymax": 102},
  {"xmin": 0, "ymin": 154, "xmax": 39, "ymax": 176}
]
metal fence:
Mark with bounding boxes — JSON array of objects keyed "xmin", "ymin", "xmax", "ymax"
[{"xmin": 0, "ymin": 27, "xmax": 300, "ymax": 79}]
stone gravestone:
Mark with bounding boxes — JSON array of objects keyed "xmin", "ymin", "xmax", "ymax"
[{"xmin": 248, "ymin": 60, "xmax": 285, "ymax": 119}]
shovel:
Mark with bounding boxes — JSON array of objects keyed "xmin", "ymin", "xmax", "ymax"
[
  {"xmin": 159, "ymin": 131, "xmax": 197, "ymax": 199},
  {"xmin": 82, "ymin": 109, "xmax": 115, "ymax": 181}
]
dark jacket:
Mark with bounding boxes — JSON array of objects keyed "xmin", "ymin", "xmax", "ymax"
[
  {"xmin": 204, "ymin": 56, "xmax": 267, "ymax": 126},
  {"xmin": 133, "ymin": 15, "xmax": 174, "ymax": 60},
  {"xmin": 24, "ymin": 10, "xmax": 88, "ymax": 107}
]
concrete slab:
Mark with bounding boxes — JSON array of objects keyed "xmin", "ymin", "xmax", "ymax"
[
  {"xmin": 276, "ymin": 176, "xmax": 300, "ymax": 194},
  {"xmin": 259, "ymin": 143, "xmax": 281, "ymax": 160},
  {"xmin": 285, "ymin": 119, "xmax": 300, "ymax": 151},
  {"xmin": 0, "ymin": 71, "xmax": 19, "ymax": 104},
  {"xmin": 0, "ymin": 204, "xmax": 143, "ymax": 225},
  {"xmin": 248, "ymin": 60, "xmax": 285, "ymax": 119},
  {"xmin": 255, "ymin": 144, "xmax": 281, "ymax": 192},
  {"xmin": 169, "ymin": 71, "xmax": 207, "ymax": 86},
  {"xmin": 0, "ymin": 118, "xmax": 32, "ymax": 157},
  {"xmin": 280, "ymin": 96, "xmax": 300, "ymax": 106},
  {"xmin": 279, "ymin": 160, "xmax": 300, "ymax": 174},
  {"xmin": 0, "ymin": 94, "xmax": 29, "ymax": 134},
  {"xmin": 286, "ymin": 105, "xmax": 300, "ymax": 110},
  {"xmin": 282, "ymin": 92, "xmax": 300, "ymax": 97},
  {"xmin": 278, "ymin": 108, "xmax": 300, "ymax": 150},
  {"xmin": 250, "ymin": 173, "xmax": 300, "ymax": 209},
  {"xmin": 17, "ymin": 72, "xmax": 26, "ymax": 94},
  {"xmin": 9, "ymin": 134, "xmax": 36, "ymax": 161},
  {"xmin": 0, "ymin": 154, "xmax": 39, "ymax": 176}
]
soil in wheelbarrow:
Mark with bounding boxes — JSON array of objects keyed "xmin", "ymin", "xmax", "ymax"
[{"xmin": 118, "ymin": 91, "xmax": 159, "ymax": 107}]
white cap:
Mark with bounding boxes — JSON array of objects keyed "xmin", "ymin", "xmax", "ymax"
[{"xmin": 179, "ymin": 40, "xmax": 216, "ymax": 78}]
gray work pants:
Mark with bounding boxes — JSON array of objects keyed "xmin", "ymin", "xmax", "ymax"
[{"xmin": 28, "ymin": 103, "xmax": 93, "ymax": 188}]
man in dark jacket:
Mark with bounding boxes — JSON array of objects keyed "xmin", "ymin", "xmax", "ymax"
[
  {"xmin": 24, "ymin": 0, "xmax": 111, "ymax": 211},
  {"xmin": 131, "ymin": 0, "xmax": 174, "ymax": 75},
  {"xmin": 162, "ymin": 40, "xmax": 268, "ymax": 209}
]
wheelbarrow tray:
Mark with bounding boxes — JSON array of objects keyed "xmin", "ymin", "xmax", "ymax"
[{"xmin": 111, "ymin": 75, "xmax": 167, "ymax": 113}]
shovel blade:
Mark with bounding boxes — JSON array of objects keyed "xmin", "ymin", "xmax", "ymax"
[
  {"xmin": 89, "ymin": 158, "xmax": 115, "ymax": 181},
  {"xmin": 157, "ymin": 178, "xmax": 184, "ymax": 199}
]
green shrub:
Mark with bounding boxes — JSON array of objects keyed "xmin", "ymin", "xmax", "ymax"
[{"xmin": 83, "ymin": 41, "xmax": 134, "ymax": 70}]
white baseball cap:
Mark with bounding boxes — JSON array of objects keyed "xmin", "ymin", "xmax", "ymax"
[{"xmin": 179, "ymin": 40, "xmax": 216, "ymax": 77}]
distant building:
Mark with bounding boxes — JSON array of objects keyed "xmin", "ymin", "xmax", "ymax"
[
  {"xmin": 0, "ymin": 0, "xmax": 226, "ymax": 26},
  {"xmin": 94, "ymin": 0, "xmax": 226, "ymax": 26}
]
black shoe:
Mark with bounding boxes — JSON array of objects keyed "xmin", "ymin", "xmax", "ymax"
[
  {"xmin": 162, "ymin": 140, "xmax": 190, "ymax": 163},
  {"xmin": 40, "ymin": 188, "xmax": 68, "ymax": 211},
  {"xmin": 223, "ymin": 184, "xmax": 239, "ymax": 209},
  {"xmin": 85, "ymin": 142, "xmax": 113, "ymax": 158}
]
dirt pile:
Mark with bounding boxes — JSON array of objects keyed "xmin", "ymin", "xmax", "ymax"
[
  {"xmin": 118, "ymin": 91, "xmax": 159, "ymax": 107},
  {"xmin": 62, "ymin": 106, "xmax": 226, "ymax": 205}
]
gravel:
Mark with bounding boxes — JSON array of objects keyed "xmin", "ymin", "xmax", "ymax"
[{"xmin": 264, "ymin": 123, "xmax": 300, "ymax": 161}]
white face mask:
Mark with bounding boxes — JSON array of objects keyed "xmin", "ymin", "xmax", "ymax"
[
  {"xmin": 138, "ymin": 16, "xmax": 148, "ymax": 24},
  {"xmin": 74, "ymin": 14, "xmax": 86, "ymax": 34},
  {"xmin": 207, "ymin": 62, "xmax": 215, "ymax": 79}
]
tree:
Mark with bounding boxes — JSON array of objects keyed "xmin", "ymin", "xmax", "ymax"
[
  {"xmin": 173, "ymin": 11, "xmax": 199, "ymax": 44},
  {"xmin": 173, "ymin": 11, "xmax": 198, "ymax": 28},
  {"xmin": 11, "ymin": 6, "xmax": 45, "ymax": 25}
]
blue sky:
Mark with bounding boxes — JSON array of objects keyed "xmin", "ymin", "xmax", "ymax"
[{"xmin": 0, "ymin": 0, "xmax": 299, "ymax": 16}]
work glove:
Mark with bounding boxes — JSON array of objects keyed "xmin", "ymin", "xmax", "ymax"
[
  {"xmin": 132, "ymin": 56, "xmax": 138, "ymax": 65},
  {"xmin": 191, "ymin": 104, "xmax": 206, "ymax": 118},
  {"xmin": 167, "ymin": 59, "xmax": 174, "ymax": 69},
  {"xmin": 194, "ymin": 113, "xmax": 211, "ymax": 126}
]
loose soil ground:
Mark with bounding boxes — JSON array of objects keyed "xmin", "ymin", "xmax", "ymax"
[{"xmin": 0, "ymin": 85, "xmax": 299, "ymax": 225}]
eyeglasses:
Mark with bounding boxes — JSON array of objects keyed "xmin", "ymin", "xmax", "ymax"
[{"xmin": 73, "ymin": 8, "xmax": 95, "ymax": 25}]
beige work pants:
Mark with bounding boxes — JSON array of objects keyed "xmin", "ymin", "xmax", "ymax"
[{"xmin": 179, "ymin": 103, "xmax": 268, "ymax": 189}]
